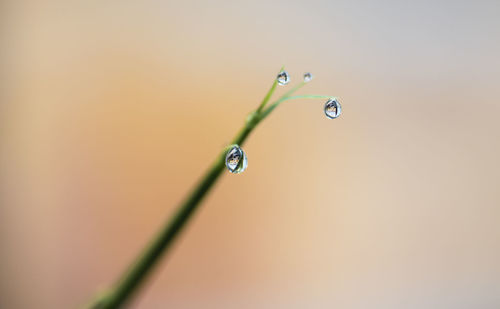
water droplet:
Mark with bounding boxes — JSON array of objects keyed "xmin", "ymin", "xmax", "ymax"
[
  {"xmin": 276, "ymin": 70, "xmax": 290, "ymax": 86},
  {"xmin": 303, "ymin": 72, "xmax": 313, "ymax": 83},
  {"xmin": 225, "ymin": 145, "xmax": 248, "ymax": 174},
  {"xmin": 324, "ymin": 98, "xmax": 341, "ymax": 119}
]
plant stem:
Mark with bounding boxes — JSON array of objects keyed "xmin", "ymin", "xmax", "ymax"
[{"xmin": 86, "ymin": 72, "xmax": 329, "ymax": 308}]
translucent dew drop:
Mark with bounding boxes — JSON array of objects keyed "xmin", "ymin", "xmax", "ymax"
[
  {"xmin": 324, "ymin": 98, "xmax": 341, "ymax": 119},
  {"xmin": 303, "ymin": 72, "xmax": 313, "ymax": 83},
  {"xmin": 225, "ymin": 145, "xmax": 248, "ymax": 174},
  {"xmin": 276, "ymin": 70, "xmax": 290, "ymax": 86}
]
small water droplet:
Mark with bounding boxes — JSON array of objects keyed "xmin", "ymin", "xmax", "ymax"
[
  {"xmin": 324, "ymin": 98, "xmax": 341, "ymax": 119},
  {"xmin": 303, "ymin": 72, "xmax": 313, "ymax": 82},
  {"xmin": 276, "ymin": 70, "xmax": 290, "ymax": 86},
  {"xmin": 225, "ymin": 145, "xmax": 248, "ymax": 174}
]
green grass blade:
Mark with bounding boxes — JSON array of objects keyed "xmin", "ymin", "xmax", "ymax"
[
  {"xmin": 260, "ymin": 95, "xmax": 334, "ymax": 120},
  {"xmin": 256, "ymin": 66, "xmax": 284, "ymax": 112}
]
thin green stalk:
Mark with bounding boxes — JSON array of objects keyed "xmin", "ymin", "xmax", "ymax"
[
  {"xmin": 260, "ymin": 94, "xmax": 333, "ymax": 120},
  {"xmin": 86, "ymin": 70, "xmax": 331, "ymax": 309},
  {"xmin": 256, "ymin": 66, "xmax": 283, "ymax": 113},
  {"xmin": 282, "ymin": 81, "xmax": 306, "ymax": 98}
]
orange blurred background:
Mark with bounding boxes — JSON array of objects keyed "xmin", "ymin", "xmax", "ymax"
[{"xmin": 2, "ymin": 1, "xmax": 500, "ymax": 308}]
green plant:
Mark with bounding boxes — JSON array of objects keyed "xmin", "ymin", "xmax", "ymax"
[{"xmin": 87, "ymin": 67, "xmax": 337, "ymax": 308}]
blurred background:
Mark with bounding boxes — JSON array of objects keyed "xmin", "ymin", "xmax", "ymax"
[{"xmin": 1, "ymin": 0, "xmax": 500, "ymax": 308}]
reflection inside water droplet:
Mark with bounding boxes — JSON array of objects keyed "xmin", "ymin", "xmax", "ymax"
[
  {"xmin": 324, "ymin": 98, "xmax": 341, "ymax": 119},
  {"xmin": 225, "ymin": 145, "xmax": 248, "ymax": 174},
  {"xmin": 303, "ymin": 72, "xmax": 313, "ymax": 82},
  {"xmin": 276, "ymin": 71, "xmax": 290, "ymax": 86}
]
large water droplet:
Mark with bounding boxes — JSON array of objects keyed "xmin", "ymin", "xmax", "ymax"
[
  {"xmin": 324, "ymin": 98, "xmax": 341, "ymax": 119},
  {"xmin": 225, "ymin": 145, "xmax": 248, "ymax": 174},
  {"xmin": 276, "ymin": 70, "xmax": 290, "ymax": 86},
  {"xmin": 303, "ymin": 72, "xmax": 313, "ymax": 83}
]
